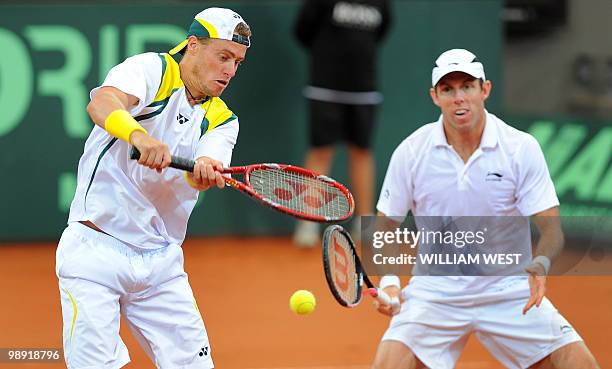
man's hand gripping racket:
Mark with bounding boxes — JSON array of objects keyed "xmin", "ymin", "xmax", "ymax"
[
  {"xmin": 130, "ymin": 148, "xmax": 354, "ymax": 223},
  {"xmin": 322, "ymin": 225, "xmax": 401, "ymax": 314}
]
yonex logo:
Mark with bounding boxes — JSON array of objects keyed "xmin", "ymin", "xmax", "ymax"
[
  {"xmin": 177, "ymin": 113, "xmax": 189, "ymax": 124},
  {"xmin": 198, "ymin": 346, "xmax": 209, "ymax": 357}
]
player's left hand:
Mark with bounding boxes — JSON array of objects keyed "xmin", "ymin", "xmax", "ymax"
[
  {"xmin": 522, "ymin": 262, "xmax": 547, "ymax": 315},
  {"xmin": 373, "ymin": 286, "xmax": 402, "ymax": 316},
  {"xmin": 186, "ymin": 156, "xmax": 225, "ymax": 191}
]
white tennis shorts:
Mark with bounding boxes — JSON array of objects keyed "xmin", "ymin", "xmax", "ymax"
[
  {"xmin": 381, "ymin": 280, "xmax": 582, "ymax": 369},
  {"xmin": 56, "ymin": 222, "xmax": 213, "ymax": 369}
]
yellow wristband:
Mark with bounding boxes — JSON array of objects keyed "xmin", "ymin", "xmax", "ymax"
[
  {"xmin": 104, "ymin": 109, "xmax": 147, "ymax": 143},
  {"xmin": 185, "ymin": 172, "xmax": 199, "ymax": 189}
]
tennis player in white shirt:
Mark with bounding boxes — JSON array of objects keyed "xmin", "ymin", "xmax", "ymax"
[
  {"xmin": 56, "ymin": 8, "xmax": 251, "ymax": 369},
  {"xmin": 371, "ymin": 49, "xmax": 599, "ymax": 369}
]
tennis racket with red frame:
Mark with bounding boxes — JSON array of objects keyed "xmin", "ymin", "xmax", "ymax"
[
  {"xmin": 130, "ymin": 148, "xmax": 354, "ymax": 223},
  {"xmin": 322, "ymin": 224, "xmax": 400, "ymax": 309}
]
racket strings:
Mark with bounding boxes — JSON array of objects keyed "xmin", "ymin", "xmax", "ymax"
[
  {"xmin": 249, "ymin": 168, "xmax": 351, "ymax": 218},
  {"xmin": 326, "ymin": 230, "xmax": 360, "ymax": 305}
]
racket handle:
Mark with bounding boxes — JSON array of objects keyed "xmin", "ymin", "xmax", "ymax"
[
  {"xmin": 366, "ymin": 288, "xmax": 401, "ymax": 313},
  {"xmin": 130, "ymin": 147, "xmax": 195, "ymax": 172},
  {"xmin": 367, "ymin": 288, "xmax": 391, "ymax": 305}
]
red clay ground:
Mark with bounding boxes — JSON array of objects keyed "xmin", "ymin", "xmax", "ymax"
[{"xmin": 0, "ymin": 237, "xmax": 610, "ymax": 368}]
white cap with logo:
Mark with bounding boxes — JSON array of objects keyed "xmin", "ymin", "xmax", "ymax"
[
  {"xmin": 169, "ymin": 7, "xmax": 250, "ymax": 55},
  {"xmin": 431, "ymin": 49, "xmax": 485, "ymax": 87}
]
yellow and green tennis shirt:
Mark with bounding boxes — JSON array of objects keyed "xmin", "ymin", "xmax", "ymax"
[{"xmin": 69, "ymin": 52, "xmax": 239, "ymax": 250}]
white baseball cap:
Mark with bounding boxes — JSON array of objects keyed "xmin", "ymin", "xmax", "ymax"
[
  {"xmin": 431, "ymin": 49, "xmax": 485, "ymax": 87},
  {"xmin": 169, "ymin": 7, "xmax": 250, "ymax": 55}
]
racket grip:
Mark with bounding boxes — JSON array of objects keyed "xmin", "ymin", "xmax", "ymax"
[
  {"xmin": 130, "ymin": 147, "xmax": 195, "ymax": 172},
  {"xmin": 373, "ymin": 288, "xmax": 392, "ymax": 306},
  {"xmin": 367, "ymin": 288, "xmax": 401, "ymax": 313}
]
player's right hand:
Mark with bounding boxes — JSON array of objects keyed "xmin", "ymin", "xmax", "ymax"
[
  {"xmin": 187, "ymin": 156, "xmax": 225, "ymax": 191},
  {"xmin": 374, "ymin": 286, "xmax": 402, "ymax": 316},
  {"xmin": 130, "ymin": 131, "xmax": 172, "ymax": 173}
]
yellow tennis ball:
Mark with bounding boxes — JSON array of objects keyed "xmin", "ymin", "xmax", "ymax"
[{"xmin": 289, "ymin": 290, "xmax": 316, "ymax": 315}]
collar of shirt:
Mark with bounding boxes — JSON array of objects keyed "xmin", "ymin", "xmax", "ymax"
[{"xmin": 431, "ymin": 110, "xmax": 499, "ymax": 150}]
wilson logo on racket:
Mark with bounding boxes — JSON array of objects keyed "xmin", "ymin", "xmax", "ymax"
[
  {"xmin": 272, "ymin": 179, "xmax": 339, "ymax": 209},
  {"xmin": 323, "ymin": 225, "xmax": 398, "ymax": 310},
  {"xmin": 333, "ymin": 236, "xmax": 351, "ymax": 292}
]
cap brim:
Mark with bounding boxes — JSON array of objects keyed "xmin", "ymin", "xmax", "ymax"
[
  {"xmin": 169, "ymin": 39, "xmax": 188, "ymax": 55},
  {"xmin": 432, "ymin": 63, "xmax": 485, "ymax": 86}
]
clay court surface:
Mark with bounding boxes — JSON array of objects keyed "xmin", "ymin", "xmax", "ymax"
[{"xmin": 0, "ymin": 237, "xmax": 610, "ymax": 368}]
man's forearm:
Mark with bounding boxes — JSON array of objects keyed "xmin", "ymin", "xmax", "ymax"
[
  {"xmin": 534, "ymin": 226, "xmax": 564, "ymax": 261},
  {"xmin": 532, "ymin": 209, "xmax": 564, "ymax": 273}
]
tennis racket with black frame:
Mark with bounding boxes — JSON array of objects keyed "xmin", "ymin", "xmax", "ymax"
[
  {"xmin": 322, "ymin": 224, "xmax": 400, "ymax": 309},
  {"xmin": 130, "ymin": 148, "xmax": 354, "ymax": 223}
]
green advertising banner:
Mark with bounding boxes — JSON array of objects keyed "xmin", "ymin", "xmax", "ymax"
[
  {"xmin": 517, "ymin": 118, "xmax": 612, "ymax": 216},
  {"xmin": 0, "ymin": 1, "xmax": 503, "ymax": 241}
]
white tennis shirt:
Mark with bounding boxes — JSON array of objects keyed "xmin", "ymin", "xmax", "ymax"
[
  {"xmin": 377, "ymin": 111, "xmax": 559, "ymax": 299},
  {"xmin": 68, "ymin": 52, "xmax": 239, "ymax": 249}
]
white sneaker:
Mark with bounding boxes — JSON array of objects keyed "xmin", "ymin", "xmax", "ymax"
[{"xmin": 293, "ymin": 221, "xmax": 319, "ymax": 248}]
